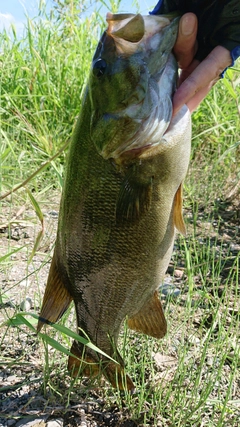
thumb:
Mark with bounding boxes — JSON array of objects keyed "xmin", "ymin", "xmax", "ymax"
[{"xmin": 174, "ymin": 13, "xmax": 198, "ymax": 69}]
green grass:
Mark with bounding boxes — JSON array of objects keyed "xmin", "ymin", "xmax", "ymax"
[{"xmin": 0, "ymin": 1, "xmax": 239, "ymax": 426}]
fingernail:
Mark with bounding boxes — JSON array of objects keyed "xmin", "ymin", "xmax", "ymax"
[{"xmin": 181, "ymin": 14, "xmax": 196, "ymax": 36}]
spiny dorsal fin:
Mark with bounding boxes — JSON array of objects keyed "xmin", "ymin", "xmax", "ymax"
[
  {"xmin": 37, "ymin": 251, "xmax": 72, "ymax": 332},
  {"xmin": 173, "ymin": 183, "xmax": 186, "ymax": 235},
  {"xmin": 128, "ymin": 291, "xmax": 167, "ymax": 339}
]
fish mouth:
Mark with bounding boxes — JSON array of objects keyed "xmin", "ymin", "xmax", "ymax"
[
  {"xmin": 105, "ymin": 12, "xmax": 177, "ymax": 59},
  {"xmin": 106, "ymin": 12, "xmax": 174, "ymax": 45}
]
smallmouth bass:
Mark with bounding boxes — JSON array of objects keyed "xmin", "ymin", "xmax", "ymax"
[{"xmin": 37, "ymin": 12, "xmax": 191, "ymax": 390}]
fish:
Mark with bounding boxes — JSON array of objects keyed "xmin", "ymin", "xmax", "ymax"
[{"xmin": 37, "ymin": 12, "xmax": 191, "ymax": 390}]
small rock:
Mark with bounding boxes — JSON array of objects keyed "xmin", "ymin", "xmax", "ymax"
[
  {"xmin": 46, "ymin": 419, "xmax": 63, "ymax": 427},
  {"xmin": 174, "ymin": 269, "xmax": 184, "ymax": 279},
  {"xmin": 20, "ymin": 297, "xmax": 32, "ymax": 311},
  {"xmin": 230, "ymin": 243, "xmax": 240, "ymax": 254},
  {"xmin": 48, "ymin": 210, "xmax": 58, "ymax": 217},
  {"xmin": 206, "ymin": 357, "xmax": 214, "ymax": 366},
  {"xmin": 188, "ymin": 335, "xmax": 200, "ymax": 345},
  {"xmin": 15, "ymin": 416, "xmax": 47, "ymax": 427},
  {"xmin": 159, "ymin": 283, "xmax": 181, "ymax": 299},
  {"xmin": 163, "ymin": 276, "xmax": 174, "ymax": 285},
  {"xmin": 7, "ymin": 420, "xmax": 16, "ymax": 426},
  {"xmin": 153, "ymin": 353, "xmax": 177, "ymax": 369},
  {"xmin": 19, "ymin": 280, "xmax": 29, "ymax": 288},
  {"xmin": 6, "ymin": 375, "xmax": 17, "ymax": 383},
  {"xmin": 79, "ymin": 410, "xmax": 87, "ymax": 427}
]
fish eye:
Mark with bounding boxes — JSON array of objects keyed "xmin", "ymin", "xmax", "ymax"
[{"xmin": 92, "ymin": 58, "xmax": 107, "ymax": 77}]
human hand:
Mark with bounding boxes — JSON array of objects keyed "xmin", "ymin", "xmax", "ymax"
[{"xmin": 173, "ymin": 13, "xmax": 232, "ymax": 115}]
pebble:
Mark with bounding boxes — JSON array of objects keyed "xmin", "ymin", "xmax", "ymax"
[
  {"xmin": 159, "ymin": 283, "xmax": 181, "ymax": 299},
  {"xmin": 188, "ymin": 335, "xmax": 200, "ymax": 345},
  {"xmin": 19, "ymin": 297, "xmax": 32, "ymax": 311},
  {"xmin": 15, "ymin": 416, "xmax": 47, "ymax": 427},
  {"xmin": 46, "ymin": 419, "xmax": 63, "ymax": 427},
  {"xmin": 174, "ymin": 269, "xmax": 184, "ymax": 279},
  {"xmin": 6, "ymin": 375, "xmax": 17, "ymax": 383},
  {"xmin": 19, "ymin": 280, "xmax": 29, "ymax": 289},
  {"xmin": 163, "ymin": 276, "xmax": 173, "ymax": 285},
  {"xmin": 79, "ymin": 410, "xmax": 87, "ymax": 427},
  {"xmin": 206, "ymin": 357, "xmax": 214, "ymax": 367},
  {"xmin": 48, "ymin": 211, "xmax": 58, "ymax": 217},
  {"xmin": 153, "ymin": 352, "xmax": 177, "ymax": 369},
  {"xmin": 230, "ymin": 242, "xmax": 240, "ymax": 254}
]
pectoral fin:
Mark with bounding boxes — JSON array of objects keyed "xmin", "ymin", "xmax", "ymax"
[
  {"xmin": 116, "ymin": 170, "xmax": 152, "ymax": 222},
  {"xmin": 68, "ymin": 340, "xmax": 135, "ymax": 391},
  {"xmin": 173, "ymin": 183, "xmax": 186, "ymax": 235},
  {"xmin": 128, "ymin": 291, "xmax": 167, "ymax": 338},
  {"xmin": 37, "ymin": 252, "xmax": 73, "ymax": 332}
]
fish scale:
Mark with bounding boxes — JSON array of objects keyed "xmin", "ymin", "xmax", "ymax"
[{"xmin": 37, "ymin": 12, "xmax": 191, "ymax": 390}]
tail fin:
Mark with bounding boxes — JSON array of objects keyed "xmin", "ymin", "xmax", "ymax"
[
  {"xmin": 37, "ymin": 252, "xmax": 72, "ymax": 332},
  {"xmin": 68, "ymin": 340, "xmax": 135, "ymax": 391}
]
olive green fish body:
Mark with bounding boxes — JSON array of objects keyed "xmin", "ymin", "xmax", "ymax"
[{"xmin": 38, "ymin": 13, "xmax": 191, "ymax": 389}]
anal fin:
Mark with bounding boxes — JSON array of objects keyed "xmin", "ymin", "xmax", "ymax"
[
  {"xmin": 173, "ymin": 183, "xmax": 186, "ymax": 235},
  {"xmin": 128, "ymin": 290, "xmax": 167, "ymax": 339},
  {"xmin": 37, "ymin": 251, "xmax": 72, "ymax": 332}
]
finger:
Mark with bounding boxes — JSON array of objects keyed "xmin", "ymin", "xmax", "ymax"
[
  {"xmin": 174, "ymin": 13, "xmax": 198, "ymax": 69},
  {"xmin": 186, "ymin": 81, "xmax": 215, "ymax": 112},
  {"xmin": 173, "ymin": 46, "xmax": 232, "ymax": 115},
  {"xmin": 178, "ymin": 59, "xmax": 200, "ymax": 86}
]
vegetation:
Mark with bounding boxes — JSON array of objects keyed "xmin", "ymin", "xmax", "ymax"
[{"xmin": 0, "ymin": 1, "xmax": 239, "ymax": 426}]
